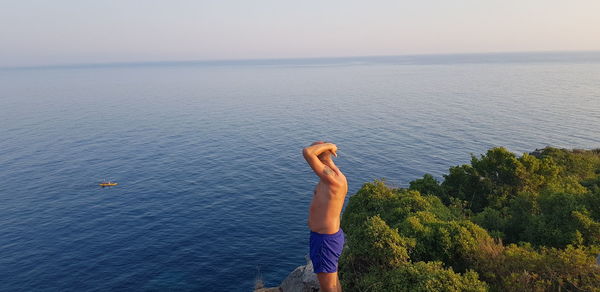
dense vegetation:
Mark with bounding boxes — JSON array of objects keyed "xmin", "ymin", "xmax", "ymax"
[{"xmin": 340, "ymin": 147, "xmax": 600, "ymax": 291}]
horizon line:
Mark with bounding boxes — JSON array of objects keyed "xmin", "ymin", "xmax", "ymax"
[{"xmin": 2, "ymin": 49, "xmax": 600, "ymax": 71}]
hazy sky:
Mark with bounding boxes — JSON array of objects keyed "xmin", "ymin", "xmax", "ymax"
[{"xmin": 1, "ymin": 0, "xmax": 600, "ymax": 67}]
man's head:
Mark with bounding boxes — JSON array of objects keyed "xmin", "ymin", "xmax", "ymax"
[{"xmin": 311, "ymin": 141, "xmax": 334, "ymax": 162}]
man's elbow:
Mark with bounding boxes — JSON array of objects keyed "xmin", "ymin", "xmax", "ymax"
[{"xmin": 302, "ymin": 147, "xmax": 313, "ymax": 158}]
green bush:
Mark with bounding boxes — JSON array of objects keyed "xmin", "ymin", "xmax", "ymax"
[
  {"xmin": 409, "ymin": 174, "xmax": 444, "ymax": 197},
  {"xmin": 354, "ymin": 261, "xmax": 487, "ymax": 292},
  {"xmin": 340, "ymin": 147, "xmax": 600, "ymax": 291},
  {"xmin": 470, "ymin": 242, "xmax": 600, "ymax": 291},
  {"xmin": 398, "ymin": 212, "xmax": 491, "ymax": 271}
]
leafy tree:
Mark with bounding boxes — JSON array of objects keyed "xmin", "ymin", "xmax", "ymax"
[
  {"xmin": 398, "ymin": 212, "xmax": 491, "ymax": 272},
  {"xmin": 441, "ymin": 164, "xmax": 491, "ymax": 212},
  {"xmin": 470, "ymin": 241, "xmax": 600, "ymax": 291},
  {"xmin": 537, "ymin": 147, "xmax": 600, "ymax": 180},
  {"xmin": 355, "ymin": 261, "xmax": 487, "ymax": 292},
  {"xmin": 472, "ymin": 207, "xmax": 508, "ymax": 239},
  {"xmin": 340, "ymin": 215, "xmax": 488, "ymax": 292},
  {"xmin": 341, "ymin": 148, "xmax": 600, "ymax": 291},
  {"xmin": 339, "ymin": 215, "xmax": 413, "ymax": 290},
  {"xmin": 439, "ymin": 147, "xmax": 590, "ymax": 213},
  {"xmin": 504, "ymin": 192, "xmax": 538, "ymax": 243},
  {"xmin": 342, "ymin": 180, "xmax": 455, "ymax": 236},
  {"xmin": 409, "ymin": 174, "xmax": 444, "ymax": 197}
]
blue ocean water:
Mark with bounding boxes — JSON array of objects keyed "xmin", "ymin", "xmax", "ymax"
[{"xmin": 1, "ymin": 52, "xmax": 599, "ymax": 291}]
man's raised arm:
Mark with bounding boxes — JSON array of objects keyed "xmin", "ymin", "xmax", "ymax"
[{"xmin": 302, "ymin": 142, "xmax": 338, "ymax": 182}]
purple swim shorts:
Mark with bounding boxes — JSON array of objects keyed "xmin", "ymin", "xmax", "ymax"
[{"xmin": 309, "ymin": 229, "xmax": 345, "ymax": 273}]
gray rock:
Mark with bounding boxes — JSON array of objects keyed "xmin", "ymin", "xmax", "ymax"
[
  {"xmin": 280, "ymin": 255, "xmax": 319, "ymax": 292},
  {"xmin": 301, "ymin": 257, "xmax": 319, "ymax": 289},
  {"xmin": 256, "ymin": 255, "xmax": 319, "ymax": 292}
]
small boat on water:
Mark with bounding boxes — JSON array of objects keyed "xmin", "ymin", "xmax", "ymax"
[{"xmin": 99, "ymin": 180, "xmax": 118, "ymax": 187}]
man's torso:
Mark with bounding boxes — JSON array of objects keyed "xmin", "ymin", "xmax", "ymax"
[{"xmin": 308, "ymin": 168, "xmax": 348, "ymax": 234}]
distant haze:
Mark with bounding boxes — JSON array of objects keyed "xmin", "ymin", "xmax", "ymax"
[{"xmin": 1, "ymin": 0, "xmax": 600, "ymax": 67}]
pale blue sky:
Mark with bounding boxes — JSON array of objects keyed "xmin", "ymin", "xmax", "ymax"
[{"xmin": 1, "ymin": 0, "xmax": 599, "ymax": 67}]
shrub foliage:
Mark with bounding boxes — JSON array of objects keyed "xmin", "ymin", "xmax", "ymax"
[{"xmin": 340, "ymin": 147, "xmax": 600, "ymax": 291}]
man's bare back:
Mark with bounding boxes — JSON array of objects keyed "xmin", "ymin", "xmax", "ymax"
[{"xmin": 303, "ymin": 141, "xmax": 348, "ymax": 292}]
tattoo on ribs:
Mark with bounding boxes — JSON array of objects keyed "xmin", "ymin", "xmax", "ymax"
[{"xmin": 324, "ymin": 167, "xmax": 334, "ymax": 175}]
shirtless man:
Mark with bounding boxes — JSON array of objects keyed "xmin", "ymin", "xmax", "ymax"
[{"xmin": 302, "ymin": 141, "xmax": 348, "ymax": 292}]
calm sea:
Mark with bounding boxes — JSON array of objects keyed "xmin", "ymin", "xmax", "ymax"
[{"xmin": 1, "ymin": 52, "xmax": 599, "ymax": 291}]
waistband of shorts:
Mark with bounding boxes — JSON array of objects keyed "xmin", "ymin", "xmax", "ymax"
[{"xmin": 310, "ymin": 228, "xmax": 344, "ymax": 238}]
